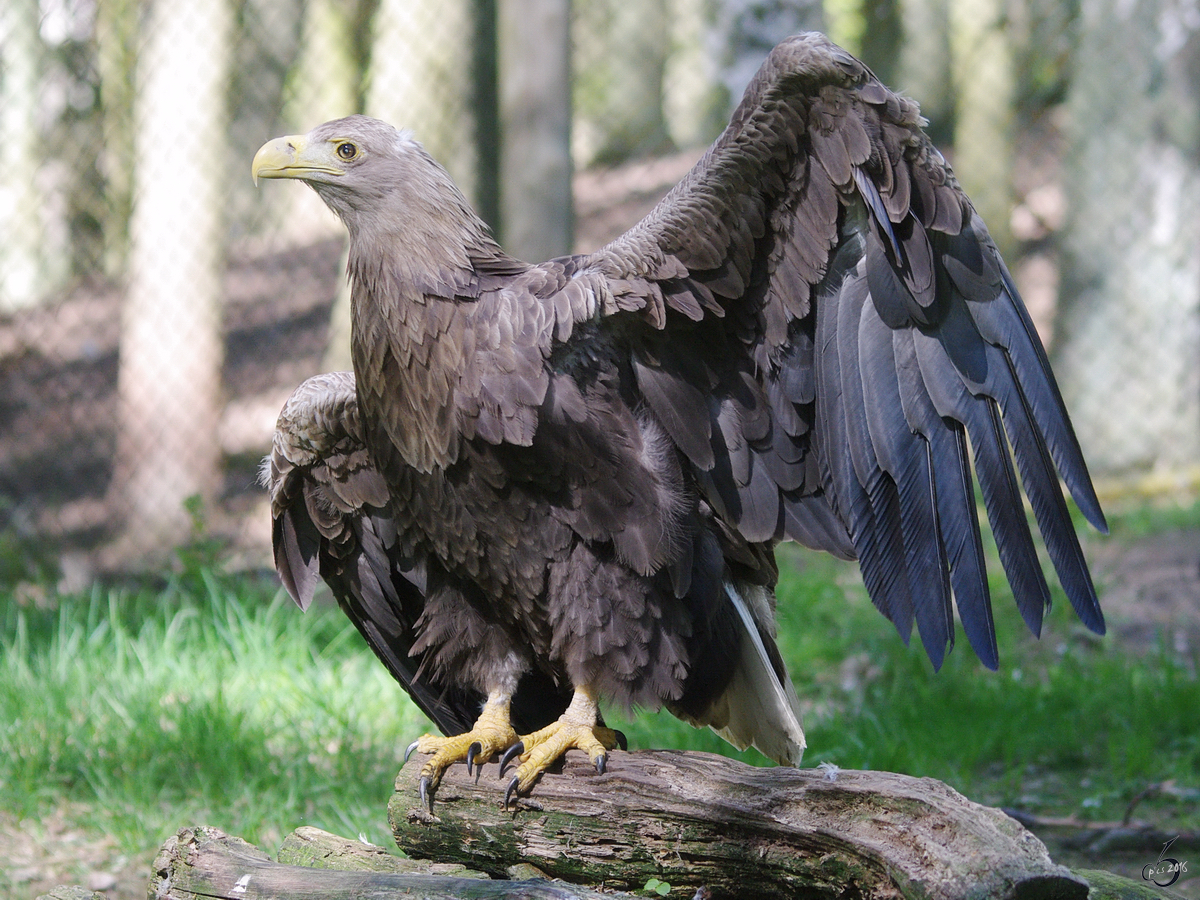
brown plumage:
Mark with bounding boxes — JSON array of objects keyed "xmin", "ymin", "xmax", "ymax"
[{"xmin": 255, "ymin": 32, "xmax": 1106, "ymax": 801}]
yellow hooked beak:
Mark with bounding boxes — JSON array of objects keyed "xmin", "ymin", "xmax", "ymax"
[{"xmin": 251, "ymin": 134, "xmax": 345, "ymax": 185}]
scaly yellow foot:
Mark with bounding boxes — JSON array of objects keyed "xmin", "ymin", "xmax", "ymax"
[
  {"xmin": 497, "ymin": 686, "xmax": 625, "ymax": 806},
  {"xmin": 403, "ymin": 690, "xmax": 518, "ymax": 808}
]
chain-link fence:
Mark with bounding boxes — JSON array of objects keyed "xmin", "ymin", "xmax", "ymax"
[{"xmin": 1, "ymin": 0, "xmax": 1198, "ymax": 585}]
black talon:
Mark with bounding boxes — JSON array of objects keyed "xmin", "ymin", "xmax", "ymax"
[
  {"xmin": 504, "ymin": 774, "xmax": 520, "ymax": 809},
  {"xmin": 404, "ymin": 740, "xmax": 420, "ymax": 764},
  {"xmin": 595, "ymin": 753, "xmax": 607, "ymax": 776},
  {"xmin": 419, "ymin": 774, "xmax": 433, "ymax": 811},
  {"xmin": 466, "ymin": 741, "xmax": 482, "ymax": 776},
  {"xmin": 614, "ymin": 730, "xmax": 628, "ymax": 751},
  {"xmin": 499, "ymin": 741, "xmax": 525, "ymax": 775}
]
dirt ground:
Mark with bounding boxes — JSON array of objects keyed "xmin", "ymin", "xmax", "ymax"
[
  {"xmin": 1090, "ymin": 526, "xmax": 1200, "ymax": 659},
  {"xmin": 0, "ymin": 807, "xmax": 140, "ymax": 900}
]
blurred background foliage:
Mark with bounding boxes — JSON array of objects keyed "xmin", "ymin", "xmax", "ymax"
[{"xmin": 2, "ymin": 0, "xmax": 1199, "ymax": 588}]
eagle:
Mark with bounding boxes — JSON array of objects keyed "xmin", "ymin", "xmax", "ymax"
[{"xmin": 253, "ymin": 32, "xmax": 1106, "ymax": 807}]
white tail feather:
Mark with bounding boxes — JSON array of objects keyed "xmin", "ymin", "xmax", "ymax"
[{"xmin": 704, "ymin": 583, "xmax": 806, "ymax": 765}]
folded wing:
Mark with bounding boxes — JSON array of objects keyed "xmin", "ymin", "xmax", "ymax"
[{"xmin": 264, "ymin": 371, "xmax": 570, "ymax": 734}]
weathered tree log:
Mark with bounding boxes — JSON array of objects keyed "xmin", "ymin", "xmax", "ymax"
[
  {"xmin": 276, "ymin": 824, "xmax": 489, "ymax": 878},
  {"xmin": 1071, "ymin": 869, "xmax": 1192, "ymax": 900},
  {"xmin": 391, "ymin": 749, "xmax": 1089, "ymax": 900},
  {"xmin": 149, "ymin": 825, "xmax": 643, "ymax": 899},
  {"xmin": 34, "ymin": 888, "xmax": 106, "ymax": 900}
]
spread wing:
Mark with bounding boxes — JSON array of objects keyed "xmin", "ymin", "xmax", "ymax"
[
  {"xmin": 264, "ymin": 371, "xmax": 568, "ymax": 735},
  {"xmin": 554, "ymin": 32, "xmax": 1106, "ymax": 670}
]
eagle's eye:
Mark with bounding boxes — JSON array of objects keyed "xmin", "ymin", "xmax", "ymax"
[{"xmin": 336, "ymin": 141, "xmax": 358, "ymax": 161}]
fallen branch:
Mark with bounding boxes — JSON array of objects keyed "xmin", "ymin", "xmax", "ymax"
[
  {"xmin": 391, "ymin": 749, "xmax": 1089, "ymax": 900},
  {"xmin": 35, "ymin": 889, "xmax": 106, "ymax": 900},
  {"xmin": 276, "ymin": 825, "xmax": 490, "ymax": 878},
  {"xmin": 150, "ymin": 826, "xmax": 642, "ymax": 899},
  {"xmin": 1004, "ymin": 808, "xmax": 1200, "ymax": 857}
]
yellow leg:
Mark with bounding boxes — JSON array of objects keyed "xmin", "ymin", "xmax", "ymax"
[
  {"xmin": 404, "ymin": 690, "xmax": 518, "ymax": 808},
  {"xmin": 498, "ymin": 686, "xmax": 624, "ymax": 806}
]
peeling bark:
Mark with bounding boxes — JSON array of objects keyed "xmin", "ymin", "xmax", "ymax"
[{"xmin": 390, "ymin": 749, "xmax": 1089, "ymax": 900}]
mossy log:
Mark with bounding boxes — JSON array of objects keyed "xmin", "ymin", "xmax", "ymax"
[
  {"xmin": 276, "ymin": 824, "xmax": 490, "ymax": 878},
  {"xmin": 391, "ymin": 748, "xmax": 1089, "ymax": 900},
  {"xmin": 149, "ymin": 825, "xmax": 640, "ymax": 899},
  {"xmin": 34, "ymin": 889, "xmax": 106, "ymax": 900}
]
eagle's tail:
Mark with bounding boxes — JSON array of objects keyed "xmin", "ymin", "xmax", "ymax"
[{"xmin": 698, "ymin": 583, "xmax": 807, "ymax": 766}]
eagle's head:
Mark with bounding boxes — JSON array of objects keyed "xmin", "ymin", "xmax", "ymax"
[
  {"xmin": 252, "ymin": 115, "xmax": 496, "ymax": 286},
  {"xmin": 252, "ymin": 115, "xmax": 474, "ymax": 238}
]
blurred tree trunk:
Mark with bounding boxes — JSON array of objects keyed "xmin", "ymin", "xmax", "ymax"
[
  {"xmin": 584, "ymin": 0, "xmax": 672, "ymax": 166},
  {"xmin": 319, "ymin": 0, "xmax": 482, "ymax": 371},
  {"xmin": 472, "ymin": 0, "xmax": 502, "ymax": 236},
  {"xmin": 498, "ymin": 0, "xmax": 572, "ymax": 262},
  {"xmin": 0, "ymin": 0, "xmax": 46, "ymax": 311},
  {"xmin": 279, "ymin": 0, "xmax": 358, "ymax": 248},
  {"xmin": 860, "ymin": 0, "xmax": 902, "ymax": 87},
  {"xmin": 629, "ymin": 0, "xmax": 748, "ymax": 156},
  {"xmin": 662, "ymin": 0, "xmax": 726, "ymax": 151},
  {"xmin": 280, "ymin": 0, "xmax": 360, "ymax": 374},
  {"xmin": 114, "ymin": 0, "xmax": 232, "ymax": 552},
  {"xmin": 897, "ymin": 0, "xmax": 953, "ymax": 142},
  {"xmin": 1055, "ymin": 0, "xmax": 1200, "ymax": 479},
  {"xmin": 367, "ymin": 0, "xmax": 479, "ymax": 198},
  {"xmin": 949, "ymin": 0, "xmax": 1015, "ymax": 258},
  {"xmin": 95, "ymin": 0, "xmax": 139, "ymax": 282},
  {"xmin": 713, "ymin": 0, "xmax": 824, "ymax": 107}
]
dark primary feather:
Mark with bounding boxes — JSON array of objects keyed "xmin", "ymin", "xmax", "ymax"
[{"xmin": 265, "ymin": 31, "xmax": 1106, "ymax": 752}]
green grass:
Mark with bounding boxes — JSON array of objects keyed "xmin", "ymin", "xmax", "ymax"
[
  {"xmin": 606, "ymin": 550, "xmax": 1200, "ymax": 829},
  {"xmin": 611, "ymin": 497, "xmax": 1200, "ymax": 829},
  {"xmin": 1, "ymin": 497, "xmax": 1198, "ymax": 864},
  {"xmin": 0, "ymin": 568, "xmax": 429, "ymax": 852},
  {"xmin": 784, "ymin": 497, "xmax": 1200, "ymax": 825}
]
